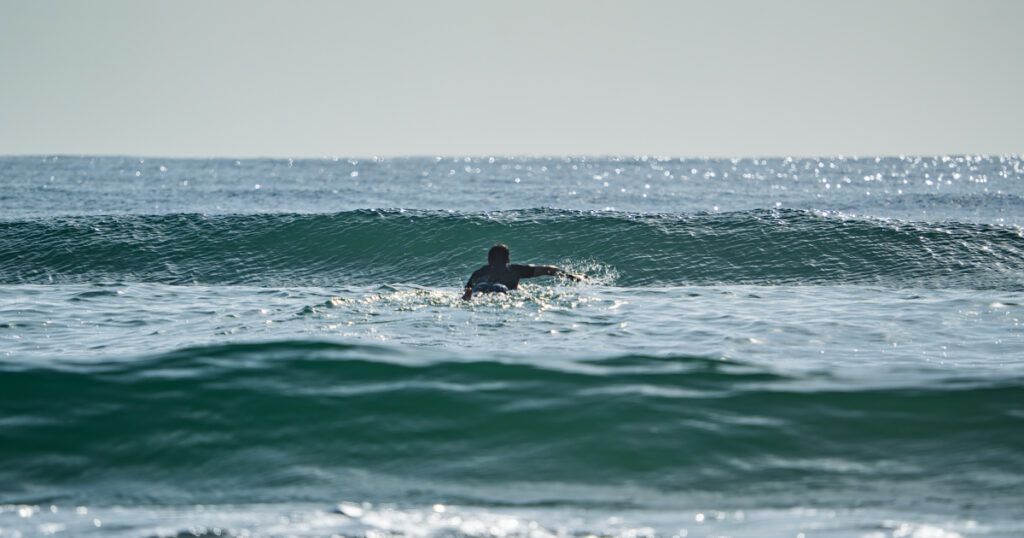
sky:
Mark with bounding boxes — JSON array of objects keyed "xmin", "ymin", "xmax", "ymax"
[{"xmin": 1, "ymin": 0, "xmax": 1022, "ymax": 158}]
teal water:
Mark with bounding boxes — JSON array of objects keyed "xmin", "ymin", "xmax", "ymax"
[
  {"xmin": 3, "ymin": 209, "xmax": 1024, "ymax": 289},
  {"xmin": 1, "ymin": 155, "xmax": 1023, "ymax": 537}
]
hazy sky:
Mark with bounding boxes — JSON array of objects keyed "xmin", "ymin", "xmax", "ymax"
[{"xmin": 1, "ymin": 0, "xmax": 1021, "ymax": 158}]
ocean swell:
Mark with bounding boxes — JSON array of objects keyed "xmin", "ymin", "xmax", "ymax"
[
  {"xmin": 2, "ymin": 209, "xmax": 1023, "ymax": 289},
  {"xmin": 1, "ymin": 340, "xmax": 1021, "ymax": 504}
]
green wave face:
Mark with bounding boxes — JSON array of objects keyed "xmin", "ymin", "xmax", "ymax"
[
  {"xmin": 2, "ymin": 209, "xmax": 1023, "ymax": 289},
  {"xmin": 1, "ymin": 341, "xmax": 1021, "ymax": 505}
]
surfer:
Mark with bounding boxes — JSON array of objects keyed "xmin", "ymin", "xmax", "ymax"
[{"xmin": 461, "ymin": 243, "xmax": 585, "ymax": 301}]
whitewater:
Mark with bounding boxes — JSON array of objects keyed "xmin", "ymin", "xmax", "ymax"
[{"xmin": 1, "ymin": 155, "xmax": 1023, "ymax": 538}]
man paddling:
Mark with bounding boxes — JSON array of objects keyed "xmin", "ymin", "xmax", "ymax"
[{"xmin": 462, "ymin": 243, "xmax": 585, "ymax": 301}]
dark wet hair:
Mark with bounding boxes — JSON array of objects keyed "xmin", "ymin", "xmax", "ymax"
[{"xmin": 488, "ymin": 244, "xmax": 510, "ymax": 265}]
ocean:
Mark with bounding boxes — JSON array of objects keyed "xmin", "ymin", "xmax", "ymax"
[{"xmin": 1, "ymin": 155, "xmax": 1022, "ymax": 537}]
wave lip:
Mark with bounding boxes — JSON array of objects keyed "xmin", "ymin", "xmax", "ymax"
[{"xmin": 1, "ymin": 208, "xmax": 1023, "ymax": 289}]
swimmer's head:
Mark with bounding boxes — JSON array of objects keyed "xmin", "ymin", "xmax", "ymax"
[{"xmin": 488, "ymin": 243, "xmax": 510, "ymax": 265}]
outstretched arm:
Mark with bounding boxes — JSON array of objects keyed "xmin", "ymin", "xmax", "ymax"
[{"xmin": 530, "ymin": 265, "xmax": 586, "ymax": 282}]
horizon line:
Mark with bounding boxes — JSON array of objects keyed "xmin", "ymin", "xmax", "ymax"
[{"xmin": 2, "ymin": 152, "xmax": 1020, "ymax": 161}]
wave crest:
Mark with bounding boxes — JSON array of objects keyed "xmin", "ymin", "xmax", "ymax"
[{"xmin": 1, "ymin": 209, "xmax": 1022, "ymax": 289}]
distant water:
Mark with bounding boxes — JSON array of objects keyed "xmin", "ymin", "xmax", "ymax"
[{"xmin": 1, "ymin": 155, "xmax": 1023, "ymax": 537}]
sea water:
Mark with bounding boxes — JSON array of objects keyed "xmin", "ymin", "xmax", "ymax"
[{"xmin": 1, "ymin": 155, "xmax": 1022, "ymax": 537}]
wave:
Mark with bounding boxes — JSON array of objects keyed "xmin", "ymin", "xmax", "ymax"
[
  {"xmin": 1, "ymin": 208, "xmax": 1023, "ymax": 289},
  {"xmin": 1, "ymin": 340, "xmax": 1021, "ymax": 504}
]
